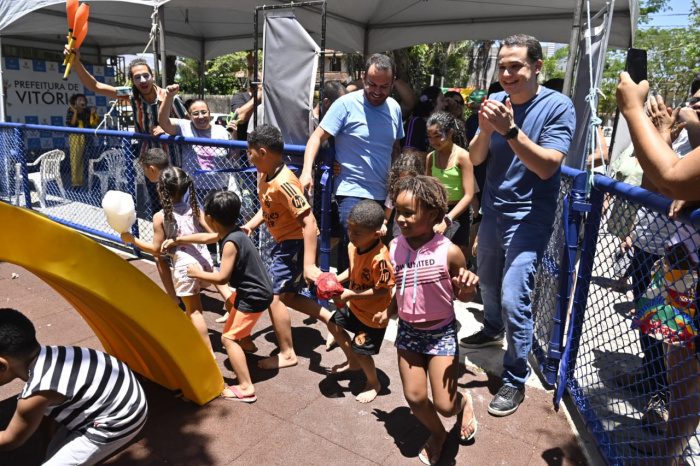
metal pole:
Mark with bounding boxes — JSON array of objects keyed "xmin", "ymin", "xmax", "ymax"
[
  {"xmin": 158, "ymin": 6, "xmax": 167, "ymax": 88},
  {"xmin": 199, "ymin": 42, "xmax": 205, "ymax": 99},
  {"xmin": 0, "ymin": 37, "xmax": 5, "ymax": 122},
  {"xmin": 563, "ymin": 0, "xmax": 584, "ymax": 96},
  {"xmin": 253, "ymin": 8, "xmax": 259, "ymax": 129},
  {"xmin": 152, "ymin": 8, "xmax": 159, "ymax": 85}
]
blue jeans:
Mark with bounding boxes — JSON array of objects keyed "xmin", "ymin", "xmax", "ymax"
[
  {"xmin": 336, "ymin": 196, "xmax": 383, "ymax": 272},
  {"xmin": 477, "ymin": 212, "xmax": 553, "ymax": 388}
]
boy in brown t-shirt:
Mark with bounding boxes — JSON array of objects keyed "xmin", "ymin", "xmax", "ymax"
[
  {"xmin": 243, "ymin": 124, "xmax": 333, "ymax": 370},
  {"xmin": 328, "ymin": 200, "xmax": 395, "ymax": 403}
]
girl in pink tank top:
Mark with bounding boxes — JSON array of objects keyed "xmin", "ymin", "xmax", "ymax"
[{"xmin": 380, "ymin": 175, "xmax": 479, "ymax": 464}]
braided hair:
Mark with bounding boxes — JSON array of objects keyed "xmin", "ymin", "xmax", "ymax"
[
  {"xmin": 388, "ymin": 151, "xmax": 425, "ymax": 191},
  {"xmin": 426, "ymin": 110, "xmax": 468, "ymax": 152},
  {"xmin": 157, "ymin": 166, "xmax": 200, "ymax": 237},
  {"xmin": 390, "ymin": 175, "xmax": 448, "ymax": 225}
]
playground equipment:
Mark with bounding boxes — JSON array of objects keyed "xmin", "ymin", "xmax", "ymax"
[{"xmin": 0, "ymin": 202, "xmax": 223, "ymax": 405}]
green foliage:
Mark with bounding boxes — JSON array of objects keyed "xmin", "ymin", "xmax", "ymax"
[
  {"xmin": 541, "ymin": 46, "xmax": 569, "ymax": 81},
  {"xmin": 597, "ymin": 0, "xmax": 699, "ymax": 121},
  {"xmin": 176, "ymin": 52, "xmax": 250, "ymax": 95}
]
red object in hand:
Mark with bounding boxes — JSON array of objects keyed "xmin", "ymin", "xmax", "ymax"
[{"xmin": 315, "ymin": 272, "xmax": 345, "ymax": 307}]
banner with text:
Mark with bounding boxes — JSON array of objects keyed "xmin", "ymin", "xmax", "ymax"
[{"xmin": 3, "ymin": 57, "xmax": 115, "ymax": 127}]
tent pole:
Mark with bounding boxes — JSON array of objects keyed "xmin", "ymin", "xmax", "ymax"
[
  {"xmin": 0, "ymin": 36, "xmax": 5, "ymax": 122},
  {"xmin": 198, "ymin": 42, "xmax": 205, "ymax": 99},
  {"xmin": 158, "ymin": 5, "xmax": 167, "ymax": 88},
  {"xmin": 563, "ymin": 0, "xmax": 585, "ymax": 96}
]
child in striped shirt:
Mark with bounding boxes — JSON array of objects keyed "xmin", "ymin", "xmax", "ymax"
[{"xmin": 0, "ymin": 308, "xmax": 148, "ymax": 465}]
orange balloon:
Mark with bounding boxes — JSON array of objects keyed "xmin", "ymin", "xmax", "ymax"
[
  {"xmin": 72, "ymin": 3, "xmax": 89, "ymax": 40},
  {"xmin": 75, "ymin": 19, "xmax": 89, "ymax": 49},
  {"xmin": 66, "ymin": 0, "xmax": 78, "ymax": 31}
]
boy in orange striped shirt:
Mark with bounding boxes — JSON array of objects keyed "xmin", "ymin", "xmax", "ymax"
[
  {"xmin": 243, "ymin": 124, "xmax": 333, "ymax": 370},
  {"xmin": 328, "ymin": 200, "xmax": 395, "ymax": 403}
]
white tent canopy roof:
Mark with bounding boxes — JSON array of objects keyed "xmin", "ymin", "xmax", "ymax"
[{"xmin": 0, "ymin": 0, "xmax": 638, "ymax": 60}]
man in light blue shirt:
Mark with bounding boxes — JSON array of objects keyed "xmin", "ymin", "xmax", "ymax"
[{"xmin": 301, "ymin": 54, "xmax": 404, "ymax": 269}]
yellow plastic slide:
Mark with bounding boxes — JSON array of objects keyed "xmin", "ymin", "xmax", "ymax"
[{"xmin": 0, "ymin": 202, "xmax": 223, "ymax": 405}]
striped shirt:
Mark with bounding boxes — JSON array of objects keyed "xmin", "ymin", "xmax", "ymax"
[
  {"xmin": 130, "ymin": 85, "xmax": 187, "ymax": 154},
  {"xmin": 20, "ymin": 346, "xmax": 148, "ymax": 444}
]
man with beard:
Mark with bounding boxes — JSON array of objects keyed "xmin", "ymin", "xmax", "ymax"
[{"xmin": 300, "ymin": 54, "xmax": 404, "ymax": 270}]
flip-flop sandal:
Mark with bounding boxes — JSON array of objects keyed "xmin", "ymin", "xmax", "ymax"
[
  {"xmin": 418, "ymin": 442, "xmax": 439, "ymax": 465},
  {"xmin": 459, "ymin": 390, "xmax": 478, "ymax": 442},
  {"xmin": 222, "ymin": 385, "xmax": 257, "ymax": 403}
]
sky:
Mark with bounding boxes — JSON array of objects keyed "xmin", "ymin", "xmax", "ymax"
[{"xmin": 642, "ymin": 0, "xmax": 692, "ymax": 29}]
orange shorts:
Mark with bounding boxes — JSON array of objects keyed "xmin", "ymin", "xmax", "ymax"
[{"xmin": 222, "ymin": 298, "xmax": 262, "ymax": 341}]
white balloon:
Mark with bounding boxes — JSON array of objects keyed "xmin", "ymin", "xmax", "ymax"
[{"xmin": 102, "ymin": 190, "xmax": 136, "ymax": 233}]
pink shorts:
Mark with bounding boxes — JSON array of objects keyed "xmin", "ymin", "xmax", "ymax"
[{"xmin": 172, "ymin": 263, "xmax": 211, "ymax": 297}]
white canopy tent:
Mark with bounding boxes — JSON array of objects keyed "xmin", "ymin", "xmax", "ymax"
[{"xmin": 1, "ymin": 0, "xmax": 638, "ymax": 60}]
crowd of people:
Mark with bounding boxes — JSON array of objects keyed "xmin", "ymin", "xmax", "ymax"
[{"xmin": 1, "ymin": 32, "xmax": 699, "ymax": 465}]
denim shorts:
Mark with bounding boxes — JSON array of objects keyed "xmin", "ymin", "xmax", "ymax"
[
  {"xmin": 269, "ymin": 238, "xmax": 304, "ymax": 294},
  {"xmin": 395, "ymin": 318, "xmax": 458, "ymax": 356}
]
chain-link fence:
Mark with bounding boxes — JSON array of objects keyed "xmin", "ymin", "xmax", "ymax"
[
  {"xmin": 0, "ymin": 123, "xmax": 308, "ymax": 264},
  {"xmin": 565, "ymin": 174, "xmax": 700, "ymax": 465},
  {"xmin": 530, "ymin": 167, "xmax": 587, "ymax": 389}
]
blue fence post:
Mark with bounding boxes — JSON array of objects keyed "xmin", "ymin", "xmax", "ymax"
[
  {"xmin": 556, "ymin": 178, "xmax": 621, "ymax": 463},
  {"xmin": 318, "ymin": 146, "xmax": 334, "ymax": 272},
  {"xmin": 547, "ymin": 170, "xmax": 589, "ymax": 402},
  {"xmin": 15, "ymin": 128, "xmax": 32, "ymax": 210}
]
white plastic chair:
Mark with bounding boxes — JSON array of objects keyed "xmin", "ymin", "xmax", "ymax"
[
  {"xmin": 14, "ymin": 149, "xmax": 67, "ymax": 208},
  {"xmin": 88, "ymin": 148, "xmax": 127, "ymax": 197}
]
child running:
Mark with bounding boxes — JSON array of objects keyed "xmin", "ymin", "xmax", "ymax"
[
  {"xmin": 0, "ymin": 309, "xmax": 148, "ymax": 464},
  {"xmin": 137, "ymin": 148, "xmax": 180, "ymax": 303},
  {"xmin": 382, "ymin": 151, "xmax": 425, "ymax": 237},
  {"xmin": 382, "ymin": 175, "xmax": 479, "ymax": 465},
  {"xmin": 242, "ymin": 124, "xmax": 333, "ymax": 370},
  {"xmin": 163, "ymin": 190, "xmax": 274, "ymax": 402},
  {"xmin": 138, "ymin": 148, "xmax": 231, "ymax": 323},
  {"xmin": 328, "ymin": 200, "xmax": 395, "ymax": 403},
  {"xmin": 121, "ymin": 166, "xmax": 228, "ymax": 354}
]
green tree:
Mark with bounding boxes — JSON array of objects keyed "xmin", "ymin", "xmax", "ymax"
[
  {"xmin": 176, "ymin": 52, "xmax": 250, "ymax": 95},
  {"xmin": 541, "ymin": 46, "xmax": 569, "ymax": 82},
  {"xmin": 597, "ymin": 0, "xmax": 699, "ymax": 120}
]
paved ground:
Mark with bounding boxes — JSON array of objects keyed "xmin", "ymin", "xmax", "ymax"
[{"xmin": 0, "ymin": 251, "xmax": 588, "ymax": 466}]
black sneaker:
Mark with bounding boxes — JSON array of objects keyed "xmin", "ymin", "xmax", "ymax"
[
  {"xmin": 459, "ymin": 330, "xmax": 504, "ymax": 348},
  {"xmin": 488, "ymin": 385, "xmax": 525, "ymax": 416}
]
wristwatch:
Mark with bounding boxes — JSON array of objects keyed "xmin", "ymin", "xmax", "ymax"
[
  {"xmin": 503, "ymin": 125, "xmax": 519, "ymax": 140},
  {"xmin": 444, "ymin": 214, "xmax": 453, "ymax": 227}
]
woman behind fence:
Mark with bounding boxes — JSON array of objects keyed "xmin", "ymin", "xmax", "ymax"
[
  {"xmin": 617, "ymin": 72, "xmax": 700, "ymax": 461},
  {"xmin": 66, "ymin": 93, "xmax": 98, "ymax": 187},
  {"xmin": 157, "ymin": 85, "xmax": 233, "ymax": 198}
]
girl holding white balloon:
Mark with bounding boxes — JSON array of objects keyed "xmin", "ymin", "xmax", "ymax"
[{"xmin": 118, "ymin": 167, "xmax": 227, "ymax": 354}]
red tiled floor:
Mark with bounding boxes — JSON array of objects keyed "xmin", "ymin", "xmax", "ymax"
[{"xmin": 0, "ymin": 257, "xmax": 587, "ymax": 465}]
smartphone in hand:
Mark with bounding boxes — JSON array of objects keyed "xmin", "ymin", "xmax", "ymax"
[{"xmin": 625, "ymin": 48, "xmax": 647, "ymax": 85}]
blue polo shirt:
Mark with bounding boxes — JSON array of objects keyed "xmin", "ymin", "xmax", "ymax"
[
  {"xmin": 320, "ymin": 90, "xmax": 404, "ymax": 200},
  {"xmin": 483, "ymin": 87, "xmax": 575, "ymax": 223}
]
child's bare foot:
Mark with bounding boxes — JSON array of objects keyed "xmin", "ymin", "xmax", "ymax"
[
  {"xmin": 237, "ymin": 336, "xmax": 258, "ymax": 353},
  {"xmin": 258, "ymin": 353, "xmax": 298, "ymax": 370},
  {"xmin": 355, "ymin": 383, "xmax": 380, "ymax": 403},
  {"xmin": 331, "ymin": 360, "xmax": 360, "ymax": 374},
  {"xmin": 418, "ymin": 431, "xmax": 446, "ymax": 465}
]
